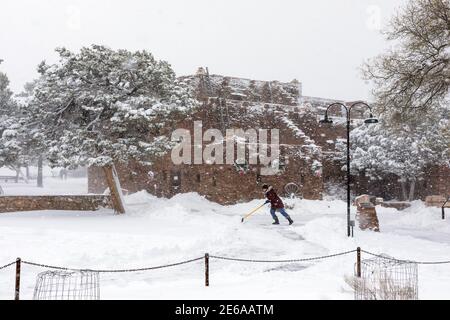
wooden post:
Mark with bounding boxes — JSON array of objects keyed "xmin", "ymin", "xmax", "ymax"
[
  {"xmin": 102, "ymin": 164, "xmax": 126, "ymax": 214},
  {"xmin": 205, "ymin": 253, "xmax": 209, "ymax": 287},
  {"xmin": 356, "ymin": 247, "xmax": 361, "ymax": 278},
  {"xmin": 15, "ymin": 258, "xmax": 21, "ymax": 300}
]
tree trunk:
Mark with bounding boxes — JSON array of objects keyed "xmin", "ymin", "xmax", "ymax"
[
  {"xmin": 37, "ymin": 156, "xmax": 43, "ymax": 188},
  {"xmin": 26, "ymin": 166, "xmax": 30, "ymax": 180},
  {"xmin": 408, "ymin": 179, "xmax": 416, "ymax": 202},
  {"xmin": 18, "ymin": 168, "xmax": 29, "ymax": 184},
  {"xmin": 15, "ymin": 168, "xmax": 19, "ymax": 183},
  {"xmin": 400, "ymin": 178, "xmax": 408, "ymax": 201},
  {"xmin": 102, "ymin": 164, "xmax": 126, "ymax": 214}
]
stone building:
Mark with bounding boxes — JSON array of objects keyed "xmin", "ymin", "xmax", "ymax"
[{"xmin": 88, "ymin": 68, "xmax": 450, "ymax": 204}]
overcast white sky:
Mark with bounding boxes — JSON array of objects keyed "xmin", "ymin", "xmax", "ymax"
[{"xmin": 0, "ymin": 0, "xmax": 406, "ymax": 101}]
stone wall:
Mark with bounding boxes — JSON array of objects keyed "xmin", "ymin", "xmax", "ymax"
[{"xmin": 0, "ymin": 195, "xmax": 112, "ymax": 213}]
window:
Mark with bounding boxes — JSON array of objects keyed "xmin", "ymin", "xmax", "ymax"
[
  {"xmin": 234, "ymin": 159, "xmax": 249, "ymax": 174},
  {"xmin": 171, "ymin": 171, "xmax": 181, "ymax": 187},
  {"xmin": 278, "ymin": 155, "xmax": 287, "ymax": 171}
]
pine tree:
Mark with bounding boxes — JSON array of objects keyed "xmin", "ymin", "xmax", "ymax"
[
  {"xmin": 30, "ymin": 45, "xmax": 197, "ymax": 169},
  {"xmin": 0, "ymin": 60, "xmax": 23, "ymax": 175},
  {"xmin": 16, "ymin": 80, "xmax": 46, "ymax": 187},
  {"xmin": 339, "ymin": 117, "xmax": 449, "ymax": 201}
]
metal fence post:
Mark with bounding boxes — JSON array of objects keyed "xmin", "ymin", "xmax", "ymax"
[
  {"xmin": 356, "ymin": 247, "xmax": 361, "ymax": 278},
  {"xmin": 205, "ymin": 253, "xmax": 209, "ymax": 287},
  {"xmin": 15, "ymin": 258, "xmax": 21, "ymax": 300}
]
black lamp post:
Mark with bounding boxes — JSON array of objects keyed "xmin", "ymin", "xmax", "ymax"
[
  {"xmin": 320, "ymin": 101, "xmax": 378, "ymax": 237},
  {"xmin": 443, "ymin": 197, "xmax": 449, "ymax": 220}
]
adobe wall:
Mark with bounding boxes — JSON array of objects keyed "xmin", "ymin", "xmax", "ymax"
[
  {"xmin": 89, "ymin": 160, "xmax": 323, "ymax": 205},
  {"xmin": 89, "ymin": 99, "xmax": 324, "ymax": 204}
]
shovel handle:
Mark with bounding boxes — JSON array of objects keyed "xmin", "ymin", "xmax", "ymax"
[{"xmin": 242, "ymin": 203, "xmax": 266, "ymax": 222}]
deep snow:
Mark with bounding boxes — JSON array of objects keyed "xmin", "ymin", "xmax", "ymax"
[{"xmin": 0, "ymin": 178, "xmax": 449, "ymax": 300}]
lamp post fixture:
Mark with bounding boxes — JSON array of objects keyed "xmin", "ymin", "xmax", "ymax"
[{"xmin": 320, "ymin": 101, "xmax": 378, "ymax": 237}]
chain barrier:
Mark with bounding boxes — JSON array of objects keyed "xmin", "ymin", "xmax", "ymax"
[
  {"xmin": 210, "ymin": 249, "xmax": 357, "ymax": 263},
  {"xmin": 20, "ymin": 256, "xmax": 204, "ymax": 273},
  {"xmin": 0, "ymin": 261, "xmax": 16, "ymax": 270},
  {"xmin": 2, "ymin": 248, "xmax": 450, "ymax": 274},
  {"xmin": 361, "ymin": 250, "xmax": 450, "ymax": 265}
]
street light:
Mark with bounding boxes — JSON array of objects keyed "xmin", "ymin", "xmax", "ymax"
[{"xmin": 320, "ymin": 101, "xmax": 378, "ymax": 237}]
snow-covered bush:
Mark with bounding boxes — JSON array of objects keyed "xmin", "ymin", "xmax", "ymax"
[{"xmin": 323, "ymin": 181, "xmax": 353, "ymax": 201}]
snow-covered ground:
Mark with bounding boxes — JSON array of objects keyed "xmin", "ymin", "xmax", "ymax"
[
  {"xmin": 0, "ymin": 177, "xmax": 88, "ymax": 195},
  {"xmin": 0, "ymin": 178, "xmax": 449, "ymax": 300}
]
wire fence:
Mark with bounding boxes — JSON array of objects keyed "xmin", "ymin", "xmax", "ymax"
[{"xmin": 1, "ymin": 248, "xmax": 449, "ymax": 300}]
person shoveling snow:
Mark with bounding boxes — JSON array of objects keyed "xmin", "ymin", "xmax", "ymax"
[{"xmin": 262, "ymin": 184, "xmax": 294, "ymax": 225}]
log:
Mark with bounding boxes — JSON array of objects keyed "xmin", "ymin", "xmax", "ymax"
[{"xmin": 102, "ymin": 165, "xmax": 126, "ymax": 214}]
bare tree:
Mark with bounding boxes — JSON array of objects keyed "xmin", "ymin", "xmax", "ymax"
[{"xmin": 363, "ymin": 0, "xmax": 450, "ymax": 123}]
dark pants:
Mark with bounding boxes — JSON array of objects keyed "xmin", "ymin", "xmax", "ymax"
[{"xmin": 270, "ymin": 208, "xmax": 291, "ymax": 221}]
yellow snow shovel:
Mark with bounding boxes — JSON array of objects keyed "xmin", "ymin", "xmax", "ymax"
[{"xmin": 241, "ymin": 203, "xmax": 266, "ymax": 223}]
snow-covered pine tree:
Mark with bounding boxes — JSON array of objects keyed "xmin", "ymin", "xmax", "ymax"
[
  {"xmin": 0, "ymin": 60, "xmax": 13, "ymax": 110},
  {"xmin": 33, "ymin": 46, "xmax": 197, "ymax": 168},
  {"xmin": 339, "ymin": 116, "xmax": 449, "ymax": 201},
  {"xmin": 29, "ymin": 46, "xmax": 197, "ymax": 212},
  {"xmin": 0, "ymin": 60, "xmax": 25, "ymax": 180},
  {"xmin": 16, "ymin": 80, "xmax": 47, "ymax": 187}
]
